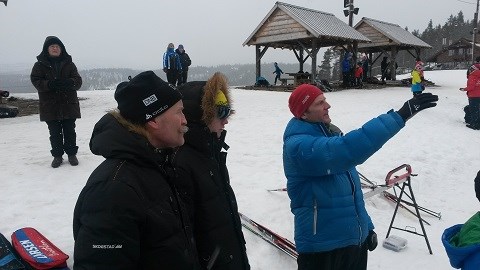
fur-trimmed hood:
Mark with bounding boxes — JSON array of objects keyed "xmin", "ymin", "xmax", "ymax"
[{"xmin": 177, "ymin": 72, "xmax": 232, "ymax": 125}]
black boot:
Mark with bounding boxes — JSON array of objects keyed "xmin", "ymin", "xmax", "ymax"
[
  {"xmin": 68, "ymin": 155, "xmax": 79, "ymax": 166},
  {"xmin": 51, "ymin": 156, "xmax": 63, "ymax": 168}
]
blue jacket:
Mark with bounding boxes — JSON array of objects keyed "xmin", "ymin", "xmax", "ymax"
[
  {"xmin": 443, "ymin": 223, "xmax": 480, "ymax": 269},
  {"xmin": 163, "ymin": 48, "xmax": 182, "ymax": 71},
  {"xmin": 342, "ymin": 58, "xmax": 351, "ymax": 73},
  {"xmin": 274, "ymin": 64, "xmax": 283, "ymax": 76},
  {"xmin": 283, "ymin": 111, "xmax": 404, "ymax": 253}
]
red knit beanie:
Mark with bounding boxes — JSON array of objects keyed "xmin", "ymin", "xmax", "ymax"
[{"xmin": 288, "ymin": 84, "xmax": 323, "ymax": 118}]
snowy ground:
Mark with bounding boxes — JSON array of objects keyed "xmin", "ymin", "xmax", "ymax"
[{"xmin": 0, "ymin": 69, "xmax": 478, "ymax": 269}]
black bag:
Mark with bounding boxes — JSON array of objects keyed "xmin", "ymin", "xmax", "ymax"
[
  {"xmin": 168, "ymin": 54, "xmax": 178, "ymax": 70},
  {"xmin": 0, "ymin": 232, "xmax": 26, "ymax": 270}
]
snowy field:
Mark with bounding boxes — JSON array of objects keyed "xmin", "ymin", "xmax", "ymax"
[{"xmin": 0, "ymin": 69, "xmax": 479, "ymax": 269}]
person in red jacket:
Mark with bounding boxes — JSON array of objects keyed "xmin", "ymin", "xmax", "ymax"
[
  {"xmin": 354, "ymin": 62, "xmax": 363, "ymax": 88},
  {"xmin": 461, "ymin": 57, "xmax": 480, "ymax": 130}
]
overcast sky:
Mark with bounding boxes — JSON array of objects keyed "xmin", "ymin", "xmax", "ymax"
[{"xmin": 0, "ymin": 0, "xmax": 476, "ymax": 71}]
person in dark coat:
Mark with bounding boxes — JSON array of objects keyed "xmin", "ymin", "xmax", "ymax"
[
  {"xmin": 380, "ymin": 56, "xmax": 388, "ymax": 83},
  {"xmin": 176, "ymin": 44, "xmax": 192, "ymax": 86},
  {"xmin": 73, "ymin": 71, "xmax": 199, "ymax": 270},
  {"xmin": 273, "ymin": 62, "xmax": 284, "ymax": 85},
  {"xmin": 30, "ymin": 36, "xmax": 82, "ymax": 168},
  {"xmin": 175, "ymin": 72, "xmax": 250, "ymax": 270}
]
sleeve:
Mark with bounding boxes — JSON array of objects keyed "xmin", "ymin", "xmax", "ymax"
[
  {"xmin": 186, "ymin": 54, "xmax": 191, "ymax": 67},
  {"xmin": 73, "ymin": 181, "xmax": 144, "ymax": 270},
  {"xmin": 30, "ymin": 62, "xmax": 51, "ymax": 93},
  {"xmin": 284, "ymin": 111, "xmax": 404, "ymax": 176},
  {"xmin": 68, "ymin": 62, "xmax": 82, "ymax": 91},
  {"xmin": 162, "ymin": 52, "xmax": 168, "ymax": 69}
]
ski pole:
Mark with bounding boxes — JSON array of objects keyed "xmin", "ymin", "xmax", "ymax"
[
  {"xmin": 267, "ymin": 187, "xmax": 287, "ymax": 192},
  {"xmin": 383, "ymin": 191, "xmax": 431, "ymax": 226}
]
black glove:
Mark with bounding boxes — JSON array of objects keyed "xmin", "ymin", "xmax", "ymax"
[
  {"xmin": 55, "ymin": 79, "xmax": 75, "ymax": 91},
  {"xmin": 367, "ymin": 230, "xmax": 378, "ymax": 251},
  {"xmin": 58, "ymin": 79, "xmax": 74, "ymax": 90},
  {"xmin": 48, "ymin": 79, "xmax": 60, "ymax": 91},
  {"xmin": 396, "ymin": 92, "xmax": 438, "ymax": 122}
]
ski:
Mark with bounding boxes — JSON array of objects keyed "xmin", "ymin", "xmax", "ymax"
[
  {"xmin": 382, "ymin": 191, "xmax": 431, "ymax": 226},
  {"xmin": 267, "ymin": 187, "xmax": 287, "ymax": 192},
  {"xmin": 238, "ymin": 212, "xmax": 298, "ymax": 260},
  {"xmin": 383, "ymin": 191, "xmax": 441, "ymax": 219}
]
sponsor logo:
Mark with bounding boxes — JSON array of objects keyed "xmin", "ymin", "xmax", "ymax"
[
  {"xmin": 142, "ymin": 94, "xmax": 158, "ymax": 106},
  {"xmin": 145, "ymin": 105, "xmax": 169, "ymax": 120},
  {"xmin": 19, "ymin": 240, "xmax": 49, "ymax": 259},
  {"xmin": 92, "ymin": 244, "xmax": 123, "ymax": 249},
  {"xmin": 301, "ymin": 95, "xmax": 310, "ymax": 104}
]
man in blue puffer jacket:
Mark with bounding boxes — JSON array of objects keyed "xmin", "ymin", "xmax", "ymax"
[{"xmin": 283, "ymin": 84, "xmax": 438, "ymax": 270}]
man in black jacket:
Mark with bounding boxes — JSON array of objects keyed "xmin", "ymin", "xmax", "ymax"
[
  {"xmin": 176, "ymin": 44, "xmax": 192, "ymax": 86},
  {"xmin": 73, "ymin": 71, "xmax": 199, "ymax": 270},
  {"xmin": 175, "ymin": 73, "xmax": 250, "ymax": 270}
]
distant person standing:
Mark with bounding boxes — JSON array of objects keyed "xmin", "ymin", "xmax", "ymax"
[
  {"xmin": 461, "ymin": 56, "xmax": 480, "ymax": 130},
  {"xmin": 361, "ymin": 54, "xmax": 369, "ymax": 81},
  {"xmin": 380, "ymin": 56, "xmax": 388, "ymax": 83},
  {"xmin": 31, "ymin": 36, "xmax": 82, "ymax": 168},
  {"xmin": 354, "ymin": 62, "xmax": 363, "ymax": 88},
  {"xmin": 341, "ymin": 52, "xmax": 352, "ymax": 88},
  {"xmin": 163, "ymin": 42, "xmax": 182, "ymax": 86},
  {"xmin": 175, "ymin": 44, "xmax": 192, "ymax": 86},
  {"xmin": 273, "ymin": 62, "xmax": 284, "ymax": 85},
  {"xmin": 411, "ymin": 62, "xmax": 425, "ymax": 96}
]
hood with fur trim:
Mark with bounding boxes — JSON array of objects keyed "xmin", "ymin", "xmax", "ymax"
[{"xmin": 177, "ymin": 72, "xmax": 232, "ymax": 125}]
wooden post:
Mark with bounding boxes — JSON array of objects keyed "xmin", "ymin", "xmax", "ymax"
[{"xmin": 255, "ymin": 45, "xmax": 261, "ymax": 80}]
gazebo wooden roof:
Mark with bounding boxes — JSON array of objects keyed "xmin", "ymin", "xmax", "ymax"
[
  {"xmin": 354, "ymin": 17, "xmax": 432, "ymax": 80},
  {"xmin": 243, "ymin": 1, "xmax": 370, "ymax": 83}
]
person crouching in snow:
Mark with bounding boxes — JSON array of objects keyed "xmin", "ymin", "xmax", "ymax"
[{"xmin": 442, "ymin": 170, "xmax": 480, "ymax": 270}]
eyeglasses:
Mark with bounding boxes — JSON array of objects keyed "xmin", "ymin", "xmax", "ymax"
[{"xmin": 217, "ymin": 105, "xmax": 232, "ymax": 120}]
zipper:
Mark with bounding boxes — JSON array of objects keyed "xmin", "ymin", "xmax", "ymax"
[
  {"xmin": 313, "ymin": 199, "xmax": 317, "ymax": 235},
  {"xmin": 347, "ymin": 170, "xmax": 363, "ymax": 245}
]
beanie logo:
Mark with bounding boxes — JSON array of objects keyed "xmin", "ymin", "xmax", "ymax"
[
  {"xmin": 145, "ymin": 105, "xmax": 169, "ymax": 120},
  {"xmin": 301, "ymin": 95, "xmax": 310, "ymax": 104},
  {"xmin": 143, "ymin": 94, "xmax": 158, "ymax": 106}
]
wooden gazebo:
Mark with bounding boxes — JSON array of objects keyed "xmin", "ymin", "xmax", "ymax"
[
  {"xmin": 354, "ymin": 17, "xmax": 432, "ymax": 80},
  {"xmin": 243, "ymin": 1, "xmax": 370, "ymax": 84}
]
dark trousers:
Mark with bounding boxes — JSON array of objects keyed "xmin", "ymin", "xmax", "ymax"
[
  {"xmin": 342, "ymin": 72, "xmax": 351, "ymax": 87},
  {"xmin": 274, "ymin": 74, "xmax": 281, "ymax": 84},
  {"xmin": 354, "ymin": 77, "xmax": 363, "ymax": 87},
  {"xmin": 469, "ymin": 97, "xmax": 480, "ymax": 127},
  {"xmin": 46, "ymin": 119, "xmax": 78, "ymax": 157},
  {"xmin": 177, "ymin": 70, "xmax": 188, "ymax": 85},
  {"xmin": 297, "ymin": 243, "xmax": 368, "ymax": 270},
  {"xmin": 166, "ymin": 70, "xmax": 178, "ymax": 86}
]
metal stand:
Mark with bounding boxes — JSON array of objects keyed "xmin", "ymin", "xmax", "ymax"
[{"xmin": 385, "ymin": 175, "xmax": 433, "ymax": 254}]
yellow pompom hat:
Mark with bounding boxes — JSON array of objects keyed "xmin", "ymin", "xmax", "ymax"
[{"xmin": 201, "ymin": 72, "xmax": 233, "ymax": 124}]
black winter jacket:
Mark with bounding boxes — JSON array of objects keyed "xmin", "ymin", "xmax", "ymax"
[
  {"xmin": 73, "ymin": 113, "xmax": 199, "ymax": 270},
  {"xmin": 175, "ymin": 49, "xmax": 192, "ymax": 71},
  {"xmin": 31, "ymin": 36, "xmax": 82, "ymax": 122},
  {"xmin": 174, "ymin": 124, "xmax": 250, "ymax": 270}
]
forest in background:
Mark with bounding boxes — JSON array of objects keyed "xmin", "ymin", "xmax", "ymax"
[{"xmin": 0, "ymin": 11, "xmax": 475, "ymax": 93}]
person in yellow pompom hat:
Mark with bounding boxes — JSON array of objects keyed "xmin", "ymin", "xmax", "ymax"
[{"xmin": 174, "ymin": 73, "xmax": 250, "ymax": 270}]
